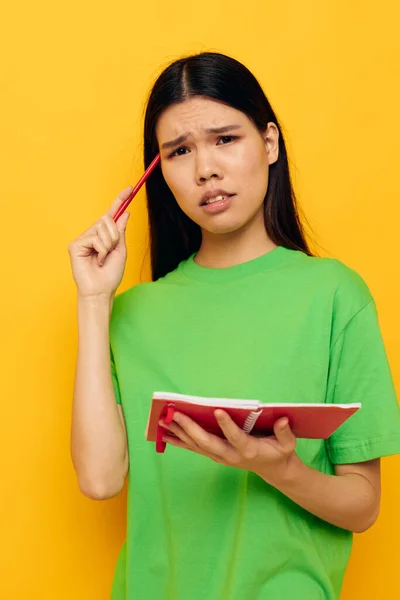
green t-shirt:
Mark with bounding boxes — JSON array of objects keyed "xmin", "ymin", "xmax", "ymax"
[{"xmin": 109, "ymin": 245, "xmax": 400, "ymax": 600}]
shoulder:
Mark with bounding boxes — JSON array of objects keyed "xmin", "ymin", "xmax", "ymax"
[
  {"xmin": 111, "ymin": 280, "xmax": 157, "ymax": 319},
  {"xmin": 319, "ymin": 255, "xmax": 372, "ymax": 306},
  {"xmin": 291, "ymin": 251, "xmax": 376, "ymax": 346},
  {"xmin": 287, "ymin": 248, "xmax": 372, "ymax": 300},
  {"xmin": 293, "ymin": 250, "xmax": 375, "ymax": 331},
  {"xmin": 109, "ymin": 282, "xmax": 155, "ymax": 341},
  {"xmin": 302, "ymin": 252, "xmax": 372, "ymax": 301}
]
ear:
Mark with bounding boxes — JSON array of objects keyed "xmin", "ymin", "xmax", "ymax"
[{"xmin": 262, "ymin": 122, "xmax": 279, "ymax": 165}]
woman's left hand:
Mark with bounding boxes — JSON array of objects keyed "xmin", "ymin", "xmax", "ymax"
[{"xmin": 160, "ymin": 409, "xmax": 298, "ymax": 483}]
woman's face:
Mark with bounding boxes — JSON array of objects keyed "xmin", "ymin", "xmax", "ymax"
[{"xmin": 156, "ymin": 96, "xmax": 279, "ymax": 236}]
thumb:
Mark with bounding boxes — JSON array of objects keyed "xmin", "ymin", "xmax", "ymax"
[
  {"xmin": 116, "ymin": 211, "xmax": 130, "ymax": 234},
  {"xmin": 114, "ymin": 212, "xmax": 130, "ymax": 250},
  {"xmin": 273, "ymin": 418, "xmax": 296, "ymax": 452}
]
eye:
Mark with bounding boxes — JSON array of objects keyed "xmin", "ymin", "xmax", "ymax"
[
  {"xmin": 169, "ymin": 146, "xmax": 189, "ymax": 158},
  {"xmin": 217, "ymin": 135, "xmax": 239, "ymax": 145}
]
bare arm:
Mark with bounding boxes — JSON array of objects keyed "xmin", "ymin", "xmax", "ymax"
[
  {"xmin": 68, "ymin": 187, "xmax": 134, "ymax": 500},
  {"xmin": 263, "ymin": 455, "xmax": 381, "ymax": 533},
  {"xmin": 70, "ymin": 294, "xmax": 128, "ymax": 500}
]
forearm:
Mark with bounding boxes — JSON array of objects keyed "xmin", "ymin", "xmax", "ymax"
[
  {"xmin": 71, "ymin": 294, "xmax": 128, "ymax": 499},
  {"xmin": 258, "ymin": 453, "xmax": 379, "ymax": 533}
]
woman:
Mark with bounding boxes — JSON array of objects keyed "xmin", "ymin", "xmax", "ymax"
[{"xmin": 68, "ymin": 52, "xmax": 400, "ymax": 600}]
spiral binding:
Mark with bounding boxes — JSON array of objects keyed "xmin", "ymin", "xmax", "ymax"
[{"xmin": 243, "ymin": 410, "xmax": 263, "ymax": 434}]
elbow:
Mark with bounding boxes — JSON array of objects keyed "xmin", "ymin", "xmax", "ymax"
[
  {"xmin": 76, "ymin": 462, "xmax": 128, "ymax": 500},
  {"xmin": 352, "ymin": 504, "xmax": 380, "ymax": 534},
  {"xmin": 72, "ymin": 453, "xmax": 128, "ymax": 500},
  {"xmin": 78, "ymin": 477, "xmax": 126, "ymax": 500}
]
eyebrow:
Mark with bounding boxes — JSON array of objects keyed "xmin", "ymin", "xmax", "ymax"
[{"xmin": 160, "ymin": 124, "xmax": 242, "ymax": 150}]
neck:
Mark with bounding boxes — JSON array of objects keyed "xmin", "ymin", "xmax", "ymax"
[{"xmin": 194, "ymin": 211, "xmax": 277, "ymax": 268}]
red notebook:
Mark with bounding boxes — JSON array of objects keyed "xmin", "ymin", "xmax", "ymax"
[{"xmin": 145, "ymin": 392, "xmax": 361, "ymax": 453}]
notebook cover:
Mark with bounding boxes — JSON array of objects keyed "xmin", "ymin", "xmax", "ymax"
[{"xmin": 145, "ymin": 394, "xmax": 360, "ymax": 448}]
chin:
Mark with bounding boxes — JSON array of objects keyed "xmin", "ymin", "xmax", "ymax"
[{"xmin": 200, "ymin": 218, "xmax": 249, "ymax": 236}]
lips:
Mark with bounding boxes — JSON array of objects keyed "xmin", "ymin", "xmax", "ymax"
[{"xmin": 200, "ymin": 189, "xmax": 235, "ymax": 206}]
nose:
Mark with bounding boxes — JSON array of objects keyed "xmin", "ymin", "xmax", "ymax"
[{"xmin": 195, "ymin": 149, "xmax": 223, "ymax": 184}]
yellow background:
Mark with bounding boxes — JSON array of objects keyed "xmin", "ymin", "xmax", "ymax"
[{"xmin": 1, "ymin": 1, "xmax": 399, "ymax": 598}]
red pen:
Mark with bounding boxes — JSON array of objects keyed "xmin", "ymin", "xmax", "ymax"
[{"xmin": 113, "ymin": 153, "xmax": 160, "ymax": 222}]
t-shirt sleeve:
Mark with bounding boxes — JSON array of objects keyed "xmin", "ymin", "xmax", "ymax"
[
  {"xmin": 110, "ymin": 344, "xmax": 122, "ymax": 405},
  {"xmin": 326, "ymin": 299, "xmax": 400, "ymax": 464}
]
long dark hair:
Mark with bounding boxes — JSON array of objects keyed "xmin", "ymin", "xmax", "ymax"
[{"xmin": 144, "ymin": 52, "xmax": 313, "ymax": 281}]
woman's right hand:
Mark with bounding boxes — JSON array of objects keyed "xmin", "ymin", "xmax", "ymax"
[{"xmin": 68, "ymin": 186, "xmax": 133, "ymax": 299}]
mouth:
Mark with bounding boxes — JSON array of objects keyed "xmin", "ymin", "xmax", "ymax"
[
  {"xmin": 201, "ymin": 194, "xmax": 236, "ymax": 214},
  {"xmin": 201, "ymin": 194, "xmax": 235, "ymax": 206},
  {"xmin": 200, "ymin": 188, "xmax": 236, "ymax": 206}
]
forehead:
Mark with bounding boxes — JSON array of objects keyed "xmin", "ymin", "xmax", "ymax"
[{"xmin": 156, "ymin": 97, "xmax": 249, "ymax": 139}]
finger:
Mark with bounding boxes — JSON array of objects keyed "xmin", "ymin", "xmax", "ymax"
[
  {"xmin": 95, "ymin": 213, "xmax": 128, "ymax": 263},
  {"xmin": 273, "ymin": 418, "xmax": 297, "ymax": 453},
  {"xmin": 214, "ymin": 409, "xmax": 256, "ymax": 457},
  {"xmin": 102, "ymin": 210, "xmax": 130, "ymax": 240},
  {"xmin": 96, "ymin": 220, "xmax": 113, "ymax": 252},
  {"xmin": 107, "ymin": 186, "xmax": 134, "ymax": 220},
  {"xmin": 161, "ymin": 433, "xmax": 225, "ymax": 463},
  {"xmin": 75, "ymin": 233, "xmax": 107, "ymax": 259},
  {"xmin": 172, "ymin": 412, "xmax": 230, "ymax": 457},
  {"xmin": 87, "ymin": 234, "xmax": 108, "ymax": 266},
  {"xmin": 94, "ymin": 213, "xmax": 129, "ymax": 263},
  {"xmin": 100, "ymin": 214, "xmax": 120, "ymax": 248},
  {"xmin": 75, "ymin": 191, "xmax": 132, "ymax": 242},
  {"xmin": 161, "ymin": 434, "xmax": 191, "ymax": 450},
  {"xmin": 159, "ymin": 420, "xmax": 199, "ymax": 449},
  {"xmin": 94, "ymin": 223, "xmax": 118, "ymax": 266},
  {"xmin": 115, "ymin": 209, "xmax": 130, "ymax": 235}
]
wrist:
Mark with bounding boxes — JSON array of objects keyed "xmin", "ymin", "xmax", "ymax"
[
  {"xmin": 256, "ymin": 451, "xmax": 305, "ymax": 490},
  {"xmin": 77, "ymin": 292, "xmax": 115, "ymax": 315}
]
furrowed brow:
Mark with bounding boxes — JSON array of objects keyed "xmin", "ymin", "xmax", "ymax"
[
  {"xmin": 161, "ymin": 125, "xmax": 242, "ymax": 150},
  {"xmin": 161, "ymin": 134, "xmax": 189, "ymax": 150}
]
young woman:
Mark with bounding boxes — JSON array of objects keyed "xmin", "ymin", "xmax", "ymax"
[{"xmin": 68, "ymin": 52, "xmax": 400, "ymax": 600}]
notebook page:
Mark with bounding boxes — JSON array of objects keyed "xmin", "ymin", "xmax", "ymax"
[{"xmin": 153, "ymin": 391, "xmax": 259, "ymax": 409}]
